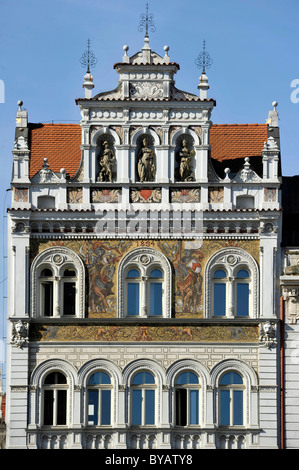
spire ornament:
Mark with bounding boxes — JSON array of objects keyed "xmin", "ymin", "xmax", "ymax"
[
  {"xmin": 80, "ymin": 39, "xmax": 98, "ymax": 73},
  {"xmin": 138, "ymin": 3, "xmax": 156, "ymax": 37},
  {"xmin": 195, "ymin": 40, "xmax": 213, "ymax": 74}
]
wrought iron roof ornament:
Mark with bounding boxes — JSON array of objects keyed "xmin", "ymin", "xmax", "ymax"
[
  {"xmin": 195, "ymin": 40, "xmax": 213, "ymax": 74},
  {"xmin": 80, "ymin": 39, "xmax": 98, "ymax": 73},
  {"xmin": 138, "ymin": 3, "xmax": 156, "ymax": 37}
]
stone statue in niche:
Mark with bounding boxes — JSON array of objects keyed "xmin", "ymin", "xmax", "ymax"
[
  {"xmin": 176, "ymin": 138, "xmax": 195, "ymax": 181},
  {"xmin": 137, "ymin": 136, "xmax": 156, "ymax": 182},
  {"xmin": 97, "ymin": 140, "xmax": 116, "ymax": 182}
]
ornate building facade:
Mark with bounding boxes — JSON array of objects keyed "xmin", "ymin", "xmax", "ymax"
[{"xmin": 5, "ymin": 31, "xmax": 285, "ymax": 449}]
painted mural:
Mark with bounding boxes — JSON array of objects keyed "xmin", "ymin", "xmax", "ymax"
[
  {"xmin": 31, "ymin": 238, "xmax": 260, "ymax": 319},
  {"xmin": 30, "ymin": 323, "xmax": 259, "ymax": 343}
]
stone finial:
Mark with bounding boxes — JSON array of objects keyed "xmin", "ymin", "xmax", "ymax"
[
  {"xmin": 266, "ymin": 101, "xmax": 279, "ymax": 127},
  {"xmin": 123, "ymin": 45, "xmax": 130, "ymax": 63},
  {"xmin": 16, "ymin": 100, "xmax": 28, "ymax": 128}
]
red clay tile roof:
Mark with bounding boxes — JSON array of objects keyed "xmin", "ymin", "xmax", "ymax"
[
  {"xmin": 210, "ymin": 123, "xmax": 268, "ymax": 162},
  {"xmin": 28, "ymin": 122, "xmax": 268, "ymax": 179},
  {"xmin": 29, "ymin": 123, "xmax": 82, "ymax": 179}
]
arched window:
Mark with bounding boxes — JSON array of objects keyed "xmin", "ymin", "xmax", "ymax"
[
  {"xmin": 131, "ymin": 371, "xmax": 156, "ymax": 426},
  {"xmin": 219, "ymin": 371, "xmax": 244, "ymax": 426},
  {"xmin": 119, "ymin": 248, "xmax": 171, "ymax": 318},
  {"xmin": 148, "ymin": 268, "xmax": 163, "ymax": 317},
  {"xmin": 87, "ymin": 371, "xmax": 112, "ymax": 426},
  {"xmin": 236, "ymin": 269, "xmax": 250, "ymax": 317},
  {"xmin": 175, "ymin": 371, "xmax": 200, "ymax": 426},
  {"xmin": 126, "ymin": 268, "xmax": 141, "ymax": 316},
  {"xmin": 31, "ymin": 247, "xmax": 85, "ymax": 318},
  {"xmin": 205, "ymin": 248, "xmax": 258, "ymax": 318},
  {"xmin": 39, "ymin": 268, "xmax": 54, "ymax": 316},
  {"xmin": 43, "ymin": 371, "xmax": 68, "ymax": 426},
  {"xmin": 62, "ymin": 267, "xmax": 77, "ymax": 316},
  {"xmin": 212, "ymin": 269, "xmax": 227, "ymax": 317}
]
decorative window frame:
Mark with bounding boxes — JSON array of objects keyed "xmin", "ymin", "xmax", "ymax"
[
  {"xmin": 117, "ymin": 247, "xmax": 172, "ymax": 318},
  {"xmin": 31, "ymin": 246, "xmax": 85, "ymax": 318},
  {"xmin": 211, "ymin": 359, "xmax": 259, "ymax": 429},
  {"xmin": 78, "ymin": 359, "xmax": 122, "ymax": 428},
  {"xmin": 123, "ymin": 359, "xmax": 165, "ymax": 428},
  {"xmin": 204, "ymin": 248, "xmax": 259, "ymax": 318},
  {"xmin": 29, "ymin": 359, "xmax": 77, "ymax": 429},
  {"xmin": 166, "ymin": 360, "xmax": 210, "ymax": 428}
]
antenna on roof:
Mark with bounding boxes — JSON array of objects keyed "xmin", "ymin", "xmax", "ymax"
[
  {"xmin": 195, "ymin": 40, "xmax": 213, "ymax": 74},
  {"xmin": 80, "ymin": 39, "xmax": 98, "ymax": 73},
  {"xmin": 138, "ymin": 3, "xmax": 156, "ymax": 38}
]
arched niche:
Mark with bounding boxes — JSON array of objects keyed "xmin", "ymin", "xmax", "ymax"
[
  {"xmin": 135, "ymin": 133, "xmax": 156, "ymax": 183},
  {"xmin": 174, "ymin": 133, "xmax": 196, "ymax": 182}
]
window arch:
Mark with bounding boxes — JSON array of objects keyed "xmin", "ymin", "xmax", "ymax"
[
  {"xmin": 31, "ymin": 247, "xmax": 85, "ymax": 318},
  {"xmin": 205, "ymin": 248, "xmax": 258, "ymax": 318},
  {"xmin": 87, "ymin": 371, "xmax": 112, "ymax": 426},
  {"xmin": 219, "ymin": 371, "xmax": 244, "ymax": 427},
  {"xmin": 118, "ymin": 248, "xmax": 172, "ymax": 318},
  {"xmin": 43, "ymin": 371, "xmax": 68, "ymax": 426},
  {"xmin": 211, "ymin": 359, "xmax": 259, "ymax": 431},
  {"xmin": 131, "ymin": 371, "xmax": 156, "ymax": 426},
  {"xmin": 175, "ymin": 371, "xmax": 200, "ymax": 427}
]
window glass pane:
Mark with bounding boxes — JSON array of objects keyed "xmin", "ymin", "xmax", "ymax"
[
  {"xmin": 41, "ymin": 282, "xmax": 53, "ymax": 316},
  {"xmin": 176, "ymin": 371, "xmax": 199, "ymax": 385},
  {"xmin": 233, "ymin": 390, "xmax": 243, "ymax": 425},
  {"xmin": 236, "ymin": 283, "xmax": 249, "ymax": 316},
  {"xmin": 132, "ymin": 390, "xmax": 142, "ymax": 425},
  {"xmin": 43, "ymin": 389, "xmax": 54, "ymax": 425},
  {"xmin": 41, "ymin": 268, "xmax": 53, "ymax": 276},
  {"xmin": 88, "ymin": 371, "xmax": 111, "ymax": 385},
  {"xmin": 127, "ymin": 283, "xmax": 139, "ymax": 316},
  {"xmin": 150, "ymin": 269, "xmax": 162, "ymax": 278},
  {"xmin": 189, "ymin": 390, "xmax": 199, "ymax": 425},
  {"xmin": 220, "ymin": 390, "xmax": 230, "ymax": 426},
  {"xmin": 64, "ymin": 268, "xmax": 76, "ymax": 277},
  {"xmin": 133, "ymin": 371, "xmax": 155, "ymax": 385},
  {"xmin": 220, "ymin": 371, "xmax": 243, "ymax": 385},
  {"xmin": 88, "ymin": 390, "xmax": 98, "ymax": 425},
  {"xmin": 127, "ymin": 269, "xmax": 140, "ymax": 278},
  {"xmin": 63, "ymin": 282, "xmax": 76, "ymax": 315},
  {"xmin": 214, "ymin": 283, "xmax": 226, "ymax": 316},
  {"xmin": 101, "ymin": 390, "xmax": 111, "ymax": 425},
  {"xmin": 44, "ymin": 372, "xmax": 67, "ymax": 385},
  {"xmin": 175, "ymin": 389, "xmax": 187, "ymax": 426},
  {"xmin": 150, "ymin": 282, "xmax": 162, "ymax": 316},
  {"xmin": 176, "ymin": 371, "xmax": 188, "ymax": 385},
  {"xmin": 145, "ymin": 390, "xmax": 155, "ymax": 425},
  {"xmin": 214, "ymin": 269, "xmax": 226, "ymax": 278},
  {"xmin": 236, "ymin": 269, "xmax": 249, "ymax": 279},
  {"xmin": 57, "ymin": 389, "xmax": 67, "ymax": 425}
]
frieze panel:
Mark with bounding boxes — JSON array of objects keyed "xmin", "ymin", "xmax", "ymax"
[
  {"xmin": 130, "ymin": 188, "xmax": 161, "ymax": 203},
  {"xmin": 14, "ymin": 188, "xmax": 28, "ymax": 202},
  {"xmin": 30, "ymin": 324, "xmax": 259, "ymax": 343},
  {"xmin": 208, "ymin": 187, "xmax": 224, "ymax": 203},
  {"xmin": 91, "ymin": 188, "xmax": 120, "ymax": 203},
  {"xmin": 67, "ymin": 188, "xmax": 83, "ymax": 204},
  {"xmin": 170, "ymin": 188, "xmax": 200, "ymax": 203}
]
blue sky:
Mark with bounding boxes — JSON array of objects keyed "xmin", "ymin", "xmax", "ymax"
[{"xmin": 0, "ymin": 0, "xmax": 299, "ymax": 386}]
